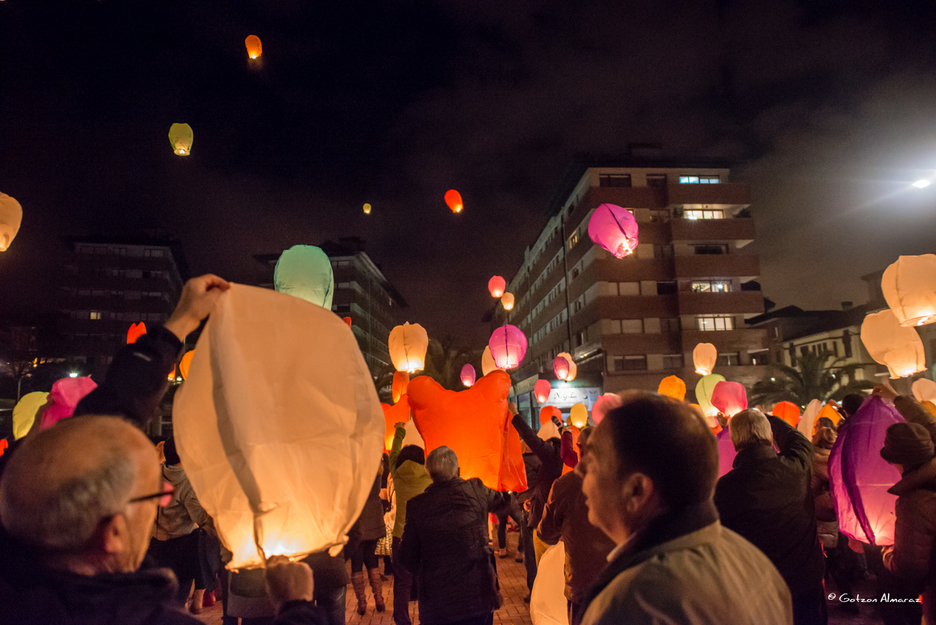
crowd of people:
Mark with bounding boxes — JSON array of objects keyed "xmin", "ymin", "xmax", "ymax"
[{"xmin": 1, "ymin": 274, "xmax": 936, "ymax": 625}]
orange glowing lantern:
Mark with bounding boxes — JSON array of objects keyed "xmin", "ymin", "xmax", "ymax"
[
  {"xmin": 245, "ymin": 35, "xmax": 262, "ymax": 60},
  {"xmin": 179, "ymin": 350, "xmax": 195, "ymax": 380},
  {"xmin": 861, "ymin": 310, "xmax": 926, "ymax": 378},
  {"xmin": 553, "ymin": 356, "xmax": 570, "ymax": 381},
  {"xmin": 343, "ymin": 316, "xmax": 352, "ymax": 328},
  {"xmin": 488, "ymin": 276, "xmax": 506, "ymax": 298},
  {"xmin": 539, "ymin": 405, "xmax": 562, "ymax": 426},
  {"xmin": 168, "ymin": 123, "xmax": 194, "ymax": 156},
  {"xmin": 389, "ymin": 322, "xmax": 429, "ymax": 373},
  {"xmin": 771, "ymin": 401, "xmax": 800, "ymax": 427},
  {"xmin": 0, "ymin": 193, "xmax": 23, "ymax": 252},
  {"xmin": 534, "ymin": 379, "xmax": 551, "ymax": 403},
  {"xmin": 501, "ymin": 292, "xmax": 515, "ymax": 311},
  {"xmin": 816, "ymin": 403, "xmax": 842, "ymax": 429},
  {"xmin": 392, "ymin": 371, "xmax": 410, "ymax": 404},
  {"xmin": 657, "ymin": 376, "xmax": 686, "ymax": 402},
  {"xmin": 569, "ymin": 403, "xmax": 588, "ymax": 428},
  {"xmin": 881, "ymin": 255, "xmax": 936, "ymax": 327},
  {"xmin": 127, "ymin": 322, "xmax": 147, "ymax": 344},
  {"xmin": 444, "ymin": 189, "xmax": 464, "ymax": 214},
  {"xmin": 693, "ymin": 343, "xmax": 717, "ymax": 376}
]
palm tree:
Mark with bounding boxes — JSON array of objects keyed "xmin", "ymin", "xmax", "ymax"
[
  {"xmin": 750, "ymin": 350, "xmax": 874, "ymax": 408},
  {"xmin": 419, "ymin": 337, "xmax": 476, "ymax": 391}
]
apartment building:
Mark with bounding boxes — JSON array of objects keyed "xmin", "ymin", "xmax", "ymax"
[{"xmin": 498, "ymin": 157, "xmax": 770, "ymax": 418}]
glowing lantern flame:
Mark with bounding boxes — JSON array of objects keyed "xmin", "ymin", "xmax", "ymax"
[
  {"xmin": 168, "ymin": 123, "xmax": 194, "ymax": 156},
  {"xmin": 460, "ymin": 363, "xmax": 476, "ymax": 388},
  {"xmin": 0, "ymin": 193, "xmax": 23, "ymax": 252},
  {"xmin": 444, "ymin": 189, "xmax": 463, "ymax": 213},
  {"xmin": 245, "ymin": 35, "xmax": 262, "ymax": 60},
  {"xmin": 363, "ymin": 203, "xmax": 372, "ymax": 215},
  {"xmin": 861, "ymin": 310, "xmax": 926, "ymax": 378},
  {"xmin": 553, "ymin": 356, "xmax": 570, "ymax": 381},
  {"xmin": 534, "ymin": 379, "xmax": 551, "ymax": 403},
  {"xmin": 587, "ymin": 203, "xmax": 638, "ymax": 258},
  {"xmin": 881, "ymin": 254, "xmax": 936, "ymax": 327},
  {"xmin": 693, "ymin": 343, "xmax": 717, "ymax": 376},
  {"xmin": 488, "ymin": 276, "xmax": 506, "ymax": 298},
  {"xmin": 501, "ymin": 292, "xmax": 515, "ymax": 311},
  {"xmin": 488, "ymin": 325, "xmax": 527, "ymax": 370}
]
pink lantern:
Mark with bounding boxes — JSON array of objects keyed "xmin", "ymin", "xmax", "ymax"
[
  {"xmin": 829, "ymin": 396, "xmax": 904, "ymax": 546},
  {"xmin": 591, "ymin": 393, "xmax": 623, "ymax": 425},
  {"xmin": 488, "ymin": 325, "xmax": 527, "ymax": 370},
  {"xmin": 488, "ymin": 276, "xmax": 506, "ymax": 298},
  {"xmin": 716, "ymin": 428, "xmax": 736, "ymax": 477},
  {"xmin": 534, "ymin": 379, "xmax": 551, "ymax": 403},
  {"xmin": 587, "ymin": 203, "xmax": 639, "ymax": 259},
  {"xmin": 710, "ymin": 381, "xmax": 747, "ymax": 417},
  {"xmin": 553, "ymin": 356, "xmax": 570, "ymax": 381},
  {"xmin": 460, "ymin": 363, "xmax": 476, "ymax": 388},
  {"xmin": 39, "ymin": 376, "xmax": 99, "ymax": 430}
]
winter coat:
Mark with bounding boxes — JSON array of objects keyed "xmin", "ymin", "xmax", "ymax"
[
  {"xmin": 512, "ymin": 414, "xmax": 563, "ymax": 528},
  {"xmin": 388, "ymin": 425, "xmax": 432, "ymax": 539},
  {"xmin": 714, "ymin": 415, "xmax": 825, "ymax": 599},
  {"xmin": 811, "ymin": 446, "xmax": 838, "ymax": 548},
  {"xmin": 152, "ymin": 464, "xmax": 208, "ymax": 541},
  {"xmin": 516, "ymin": 451, "xmax": 541, "ymax": 505},
  {"xmin": 579, "ymin": 501, "xmax": 792, "ymax": 625},
  {"xmin": 538, "ymin": 471, "xmax": 615, "ymax": 604},
  {"xmin": 399, "ymin": 477, "xmax": 510, "ymax": 625},
  {"xmin": 349, "ymin": 474, "xmax": 386, "ymax": 543}
]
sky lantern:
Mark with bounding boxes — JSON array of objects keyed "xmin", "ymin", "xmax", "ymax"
[
  {"xmin": 179, "ymin": 350, "xmax": 195, "ymax": 380},
  {"xmin": 557, "ymin": 352, "xmax": 578, "ymax": 381},
  {"xmin": 389, "ymin": 322, "xmax": 429, "ymax": 373},
  {"xmin": 710, "ymin": 381, "xmax": 747, "ymax": 417},
  {"xmin": 569, "ymin": 403, "xmax": 588, "ymax": 428},
  {"xmin": 488, "ymin": 276, "xmax": 506, "ymax": 298},
  {"xmin": 362, "ymin": 203, "xmax": 372, "ymax": 215},
  {"xmin": 444, "ymin": 189, "xmax": 463, "ymax": 214},
  {"xmin": 381, "ymin": 397, "xmax": 411, "ymax": 452},
  {"xmin": 815, "ymin": 402, "xmax": 843, "ymax": 430},
  {"xmin": 40, "ymin": 376, "xmax": 98, "ymax": 430},
  {"xmin": 460, "ymin": 363, "xmax": 476, "ymax": 388},
  {"xmin": 534, "ymin": 379, "xmax": 551, "ymax": 403},
  {"xmin": 587, "ymin": 203, "xmax": 639, "ymax": 258},
  {"xmin": 12, "ymin": 391, "xmax": 49, "ymax": 440},
  {"xmin": 0, "ymin": 193, "xmax": 23, "ymax": 252},
  {"xmin": 771, "ymin": 401, "xmax": 800, "ymax": 427},
  {"xmin": 392, "ymin": 371, "xmax": 409, "ymax": 404},
  {"xmin": 168, "ymin": 123, "xmax": 194, "ymax": 156},
  {"xmin": 695, "ymin": 374, "xmax": 726, "ymax": 417},
  {"xmin": 912, "ymin": 378, "xmax": 936, "ymax": 403},
  {"xmin": 343, "ymin": 316, "xmax": 352, "ymax": 328},
  {"xmin": 591, "ymin": 393, "xmax": 622, "ymax": 425},
  {"xmin": 539, "ymin": 405, "xmax": 562, "ymax": 425},
  {"xmin": 274, "ymin": 245, "xmax": 335, "ymax": 309},
  {"xmin": 553, "ymin": 356, "xmax": 570, "ymax": 381},
  {"xmin": 173, "ymin": 284, "xmax": 385, "ymax": 568},
  {"xmin": 407, "ymin": 370, "xmax": 523, "ymax": 490},
  {"xmin": 881, "ymin": 254, "xmax": 936, "ymax": 327},
  {"xmin": 501, "ymin": 292, "xmax": 515, "ymax": 311},
  {"xmin": 488, "ymin": 325, "xmax": 527, "ymax": 370},
  {"xmin": 861, "ymin": 310, "xmax": 925, "ymax": 378},
  {"xmin": 693, "ymin": 343, "xmax": 718, "ymax": 376},
  {"xmin": 797, "ymin": 399, "xmax": 822, "ymax": 438},
  {"xmin": 245, "ymin": 35, "xmax": 262, "ymax": 60},
  {"xmin": 657, "ymin": 375, "xmax": 686, "ymax": 402},
  {"xmin": 828, "ymin": 396, "xmax": 904, "ymax": 545},
  {"xmin": 127, "ymin": 322, "xmax": 147, "ymax": 344},
  {"xmin": 481, "ymin": 346, "xmax": 498, "ymax": 376}
]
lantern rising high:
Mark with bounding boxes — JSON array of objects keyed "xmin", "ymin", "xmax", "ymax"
[
  {"xmin": 444, "ymin": 189, "xmax": 464, "ymax": 214},
  {"xmin": 861, "ymin": 310, "xmax": 926, "ymax": 378},
  {"xmin": 168, "ymin": 123, "xmax": 194, "ymax": 156},
  {"xmin": 245, "ymin": 35, "xmax": 262, "ymax": 60},
  {"xmin": 553, "ymin": 356, "xmax": 570, "ymax": 381},
  {"xmin": 274, "ymin": 245, "xmax": 334, "ymax": 309},
  {"xmin": 388, "ymin": 322, "xmax": 429, "ymax": 373},
  {"xmin": 488, "ymin": 276, "xmax": 506, "ymax": 298},
  {"xmin": 501, "ymin": 293, "xmax": 515, "ymax": 311},
  {"xmin": 881, "ymin": 254, "xmax": 936, "ymax": 327},
  {"xmin": 0, "ymin": 193, "xmax": 23, "ymax": 252},
  {"xmin": 587, "ymin": 203, "xmax": 639, "ymax": 258},
  {"xmin": 460, "ymin": 364, "xmax": 476, "ymax": 388},
  {"xmin": 488, "ymin": 325, "xmax": 527, "ymax": 370},
  {"xmin": 363, "ymin": 203, "xmax": 372, "ymax": 215},
  {"xmin": 693, "ymin": 343, "xmax": 718, "ymax": 376},
  {"xmin": 557, "ymin": 352, "xmax": 577, "ymax": 381}
]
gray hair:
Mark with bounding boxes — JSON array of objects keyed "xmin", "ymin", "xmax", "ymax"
[
  {"xmin": 425, "ymin": 446, "xmax": 459, "ymax": 483},
  {"xmin": 729, "ymin": 409, "xmax": 773, "ymax": 451}
]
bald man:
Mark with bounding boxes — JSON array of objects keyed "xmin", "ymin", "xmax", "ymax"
[{"xmin": 0, "ymin": 416, "xmax": 324, "ymax": 625}]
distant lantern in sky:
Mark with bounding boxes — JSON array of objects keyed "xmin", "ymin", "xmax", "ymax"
[
  {"xmin": 488, "ymin": 325, "xmax": 527, "ymax": 370},
  {"xmin": 274, "ymin": 245, "xmax": 334, "ymax": 309},
  {"xmin": 557, "ymin": 352, "xmax": 577, "ymax": 381},
  {"xmin": 861, "ymin": 310, "xmax": 926, "ymax": 378},
  {"xmin": 488, "ymin": 276, "xmax": 506, "ymax": 298},
  {"xmin": 553, "ymin": 356, "xmax": 570, "ymax": 381},
  {"xmin": 388, "ymin": 322, "xmax": 429, "ymax": 373},
  {"xmin": 534, "ymin": 379, "xmax": 551, "ymax": 403},
  {"xmin": 587, "ymin": 203, "xmax": 638, "ymax": 258},
  {"xmin": 0, "ymin": 193, "xmax": 23, "ymax": 252},
  {"xmin": 501, "ymin": 292, "xmax": 515, "ymax": 311},
  {"xmin": 881, "ymin": 255, "xmax": 936, "ymax": 327},
  {"xmin": 693, "ymin": 343, "xmax": 718, "ymax": 376},
  {"xmin": 444, "ymin": 189, "xmax": 463, "ymax": 214},
  {"xmin": 460, "ymin": 363, "xmax": 476, "ymax": 388},
  {"xmin": 245, "ymin": 35, "xmax": 262, "ymax": 60},
  {"xmin": 363, "ymin": 203, "xmax": 372, "ymax": 215},
  {"xmin": 168, "ymin": 123, "xmax": 194, "ymax": 156}
]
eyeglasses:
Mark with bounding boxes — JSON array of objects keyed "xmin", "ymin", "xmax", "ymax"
[{"xmin": 128, "ymin": 481, "xmax": 174, "ymax": 508}]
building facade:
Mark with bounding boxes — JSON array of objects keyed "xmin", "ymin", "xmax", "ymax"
[{"xmin": 498, "ymin": 158, "xmax": 770, "ymax": 418}]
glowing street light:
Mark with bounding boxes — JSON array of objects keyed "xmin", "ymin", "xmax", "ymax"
[{"xmin": 912, "ymin": 179, "xmax": 931, "ymax": 189}]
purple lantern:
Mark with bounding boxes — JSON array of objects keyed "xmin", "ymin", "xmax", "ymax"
[
  {"xmin": 716, "ymin": 427, "xmax": 737, "ymax": 477},
  {"xmin": 488, "ymin": 325, "xmax": 528, "ymax": 370},
  {"xmin": 460, "ymin": 363, "xmax": 476, "ymax": 388},
  {"xmin": 588, "ymin": 203, "xmax": 639, "ymax": 259},
  {"xmin": 829, "ymin": 396, "xmax": 904, "ymax": 546}
]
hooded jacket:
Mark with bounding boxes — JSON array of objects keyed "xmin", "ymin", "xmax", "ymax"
[{"xmin": 389, "ymin": 425, "xmax": 432, "ymax": 539}]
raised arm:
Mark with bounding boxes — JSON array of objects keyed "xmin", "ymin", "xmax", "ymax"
[
  {"xmin": 512, "ymin": 414, "xmax": 554, "ymax": 463},
  {"xmin": 767, "ymin": 415, "xmax": 813, "ymax": 473}
]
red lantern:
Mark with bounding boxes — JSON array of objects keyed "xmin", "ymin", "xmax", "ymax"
[
  {"xmin": 710, "ymin": 381, "xmax": 747, "ymax": 417},
  {"xmin": 488, "ymin": 325, "xmax": 527, "ymax": 370},
  {"xmin": 343, "ymin": 316, "xmax": 352, "ymax": 328},
  {"xmin": 771, "ymin": 401, "xmax": 800, "ymax": 427},
  {"xmin": 534, "ymin": 379, "xmax": 551, "ymax": 403},
  {"xmin": 127, "ymin": 322, "xmax": 147, "ymax": 344},
  {"xmin": 539, "ymin": 405, "xmax": 562, "ymax": 425},
  {"xmin": 444, "ymin": 189, "xmax": 464, "ymax": 214},
  {"xmin": 460, "ymin": 364, "xmax": 476, "ymax": 388},
  {"xmin": 381, "ymin": 397, "xmax": 411, "ymax": 452},
  {"xmin": 553, "ymin": 356, "xmax": 570, "ymax": 381},
  {"xmin": 488, "ymin": 276, "xmax": 506, "ymax": 298}
]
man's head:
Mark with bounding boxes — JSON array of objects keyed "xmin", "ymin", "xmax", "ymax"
[
  {"xmin": 0, "ymin": 416, "xmax": 163, "ymax": 575},
  {"xmin": 425, "ymin": 446, "xmax": 459, "ymax": 483},
  {"xmin": 576, "ymin": 392, "xmax": 718, "ymax": 543},
  {"xmin": 841, "ymin": 393, "xmax": 865, "ymax": 418},
  {"xmin": 881, "ymin": 422, "xmax": 935, "ymax": 473},
  {"xmin": 395, "ymin": 445, "xmax": 425, "ymax": 469},
  {"xmin": 577, "ymin": 426, "xmax": 594, "ymax": 458},
  {"xmin": 729, "ymin": 409, "xmax": 773, "ymax": 452}
]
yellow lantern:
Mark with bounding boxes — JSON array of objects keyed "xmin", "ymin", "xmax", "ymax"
[
  {"xmin": 388, "ymin": 322, "xmax": 429, "ymax": 373},
  {"xmin": 861, "ymin": 310, "xmax": 925, "ymax": 378},
  {"xmin": 693, "ymin": 343, "xmax": 717, "ymax": 376},
  {"xmin": 168, "ymin": 123, "xmax": 194, "ymax": 156},
  {"xmin": 0, "ymin": 193, "xmax": 23, "ymax": 252},
  {"xmin": 657, "ymin": 375, "xmax": 686, "ymax": 402},
  {"xmin": 569, "ymin": 403, "xmax": 588, "ymax": 428},
  {"xmin": 363, "ymin": 203, "xmax": 372, "ymax": 215},
  {"xmin": 501, "ymin": 292, "xmax": 515, "ymax": 311},
  {"xmin": 695, "ymin": 373, "xmax": 726, "ymax": 417},
  {"xmin": 245, "ymin": 35, "xmax": 262, "ymax": 60},
  {"xmin": 481, "ymin": 345, "xmax": 498, "ymax": 376},
  {"xmin": 882, "ymin": 255, "xmax": 936, "ymax": 327},
  {"xmin": 557, "ymin": 352, "xmax": 577, "ymax": 381},
  {"xmin": 12, "ymin": 391, "xmax": 49, "ymax": 440}
]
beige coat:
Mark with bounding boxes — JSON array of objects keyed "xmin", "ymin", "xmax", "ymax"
[{"xmin": 581, "ymin": 520, "xmax": 792, "ymax": 625}]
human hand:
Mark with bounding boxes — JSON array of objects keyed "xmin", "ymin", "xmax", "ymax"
[
  {"xmin": 551, "ymin": 416, "xmax": 562, "ymax": 428},
  {"xmin": 873, "ymin": 384, "xmax": 898, "ymax": 402},
  {"xmin": 265, "ymin": 555, "xmax": 314, "ymax": 611},
  {"xmin": 165, "ymin": 275, "xmax": 231, "ymax": 341},
  {"xmin": 394, "ymin": 421, "xmax": 407, "ymax": 429}
]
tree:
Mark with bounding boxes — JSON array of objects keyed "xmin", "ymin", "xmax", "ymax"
[
  {"xmin": 750, "ymin": 350, "xmax": 874, "ymax": 408},
  {"xmin": 420, "ymin": 337, "xmax": 476, "ymax": 391}
]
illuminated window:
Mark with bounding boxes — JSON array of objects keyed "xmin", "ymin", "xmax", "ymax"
[
  {"xmin": 691, "ymin": 281, "xmax": 732, "ymax": 293},
  {"xmin": 90, "ymin": 311, "xmax": 102, "ymax": 320},
  {"xmin": 696, "ymin": 316, "xmax": 734, "ymax": 331},
  {"xmin": 684, "ymin": 209, "xmax": 724, "ymax": 220},
  {"xmin": 679, "ymin": 175, "xmax": 720, "ymax": 184},
  {"xmin": 568, "ymin": 231, "xmax": 579, "ymax": 249}
]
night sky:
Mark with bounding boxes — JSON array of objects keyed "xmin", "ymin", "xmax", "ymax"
[{"xmin": 3, "ymin": 1, "xmax": 936, "ymax": 345}]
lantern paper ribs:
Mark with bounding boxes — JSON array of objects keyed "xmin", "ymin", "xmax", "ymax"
[{"xmin": 389, "ymin": 322, "xmax": 429, "ymax": 373}]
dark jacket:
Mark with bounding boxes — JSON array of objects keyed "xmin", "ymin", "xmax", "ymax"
[
  {"xmin": 399, "ymin": 477, "xmax": 510, "ymax": 625},
  {"xmin": 714, "ymin": 415, "xmax": 825, "ymax": 598},
  {"xmin": 512, "ymin": 414, "xmax": 563, "ymax": 528},
  {"xmin": 538, "ymin": 471, "xmax": 615, "ymax": 604},
  {"xmin": 517, "ymin": 451, "xmax": 541, "ymax": 505},
  {"xmin": 349, "ymin": 474, "xmax": 386, "ymax": 543}
]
